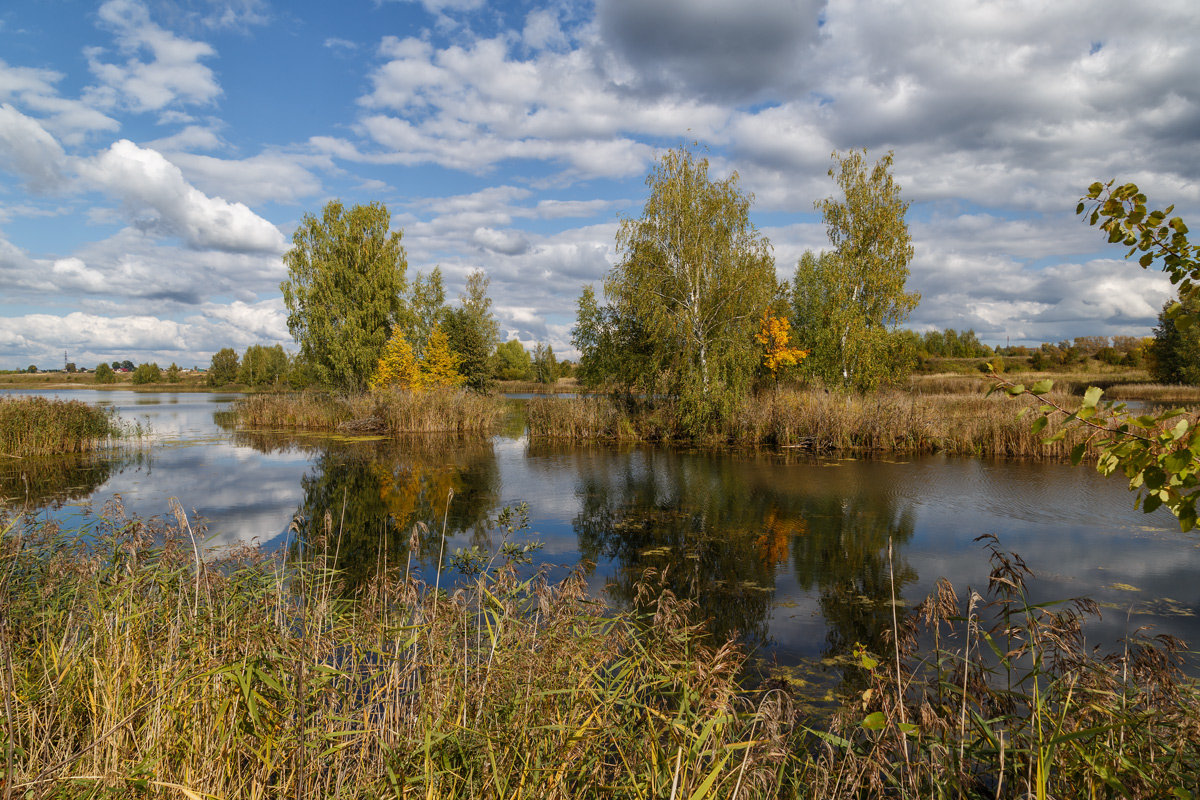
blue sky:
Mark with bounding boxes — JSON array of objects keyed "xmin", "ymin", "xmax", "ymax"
[{"xmin": 0, "ymin": 0, "xmax": 1197, "ymax": 369}]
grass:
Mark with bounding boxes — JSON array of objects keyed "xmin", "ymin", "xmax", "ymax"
[
  {"xmin": 232, "ymin": 388, "xmax": 504, "ymax": 435},
  {"xmin": 2, "ymin": 505, "xmax": 1197, "ymax": 798},
  {"xmin": 0, "ymin": 395, "xmax": 127, "ymax": 456},
  {"xmin": 0, "ymin": 503, "xmax": 788, "ymax": 799},
  {"xmin": 527, "ymin": 388, "xmax": 1108, "ymax": 458}
]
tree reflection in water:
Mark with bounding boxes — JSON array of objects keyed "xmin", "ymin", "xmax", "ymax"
[
  {"xmin": 231, "ymin": 431, "xmax": 500, "ymax": 590},
  {"xmin": 0, "ymin": 452, "xmax": 144, "ymax": 510},
  {"xmin": 561, "ymin": 445, "xmax": 916, "ymax": 672}
]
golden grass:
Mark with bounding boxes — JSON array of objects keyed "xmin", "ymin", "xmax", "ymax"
[
  {"xmin": 232, "ymin": 388, "xmax": 504, "ymax": 435},
  {"xmin": 0, "ymin": 395, "xmax": 126, "ymax": 456},
  {"xmin": 0, "ymin": 504, "xmax": 788, "ymax": 799},
  {"xmin": 528, "ymin": 388, "xmax": 1099, "ymax": 458}
]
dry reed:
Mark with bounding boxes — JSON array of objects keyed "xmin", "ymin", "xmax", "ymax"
[
  {"xmin": 0, "ymin": 395, "xmax": 125, "ymax": 456},
  {"xmin": 233, "ymin": 388, "xmax": 504, "ymax": 436},
  {"xmin": 528, "ymin": 389, "xmax": 1099, "ymax": 459}
]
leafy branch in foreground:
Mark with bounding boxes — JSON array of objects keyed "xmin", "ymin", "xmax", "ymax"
[{"xmin": 994, "ymin": 180, "xmax": 1200, "ymax": 531}]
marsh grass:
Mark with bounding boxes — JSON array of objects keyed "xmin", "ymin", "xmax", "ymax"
[
  {"xmin": 528, "ymin": 389, "xmax": 1097, "ymax": 458},
  {"xmin": 0, "ymin": 395, "xmax": 126, "ymax": 457},
  {"xmin": 808, "ymin": 535, "xmax": 1200, "ymax": 798},
  {"xmin": 1, "ymin": 503, "xmax": 1198, "ymax": 798},
  {"xmin": 0, "ymin": 502, "xmax": 791, "ymax": 799},
  {"xmin": 232, "ymin": 388, "xmax": 503, "ymax": 436}
]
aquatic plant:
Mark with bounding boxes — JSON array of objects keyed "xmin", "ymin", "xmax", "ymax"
[
  {"xmin": 231, "ymin": 388, "xmax": 503, "ymax": 436},
  {"xmin": 0, "ymin": 395, "xmax": 124, "ymax": 456}
]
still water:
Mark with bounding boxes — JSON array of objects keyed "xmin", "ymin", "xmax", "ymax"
[{"xmin": 5, "ymin": 389, "xmax": 1200, "ymax": 678}]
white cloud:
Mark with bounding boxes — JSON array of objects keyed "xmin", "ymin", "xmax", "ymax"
[
  {"xmin": 166, "ymin": 150, "xmax": 326, "ymax": 206},
  {"xmin": 0, "ymin": 104, "xmax": 69, "ymax": 191},
  {"xmin": 78, "ymin": 139, "xmax": 286, "ymax": 253},
  {"xmin": 86, "ymin": 0, "xmax": 221, "ymax": 113}
]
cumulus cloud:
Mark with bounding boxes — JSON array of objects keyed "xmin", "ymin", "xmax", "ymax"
[
  {"xmin": 86, "ymin": 0, "xmax": 221, "ymax": 113},
  {"xmin": 78, "ymin": 139, "xmax": 286, "ymax": 253},
  {"xmin": 0, "ymin": 104, "xmax": 69, "ymax": 191}
]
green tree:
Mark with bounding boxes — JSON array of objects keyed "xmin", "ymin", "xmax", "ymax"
[
  {"xmin": 1147, "ymin": 296, "xmax": 1200, "ymax": 385},
  {"xmin": 408, "ymin": 267, "xmax": 447, "ymax": 359},
  {"xmin": 131, "ymin": 362, "xmax": 161, "ymax": 384},
  {"xmin": 237, "ymin": 344, "xmax": 288, "ymax": 387},
  {"xmin": 207, "ymin": 348, "xmax": 240, "ymax": 387},
  {"xmin": 793, "ymin": 150, "xmax": 919, "ymax": 391},
  {"xmin": 571, "ymin": 285, "xmax": 616, "ymax": 388},
  {"xmin": 26, "ymin": 365, "xmax": 36, "ymax": 373},
  {"xmin": 493, "ymin": 339, "xmax": 533, "ymax": 381},
  {"xmin": 443, "ymin": 270, "xmax": 498, "ymax": 392},
  {"xmin": 94, "ymin": 363, "xmax": 117, "ymax": 384},
  {"xmin": 603, "ymin": 146, "xmax": 776, "ymax": 428},
  {"xmin": 165, "ymin": 362, "xmax": 181, "ymax": 382},
  {"xmin": 281, "ymin": 200, "xmax": 408, "ymax": 392},
  {"xmin": 532, "ymin": 342, "xmax": 558, "ymax": 384},
  {"xmin": 64, "ymin": 362, "xmax": 76, "ymax": 373}
]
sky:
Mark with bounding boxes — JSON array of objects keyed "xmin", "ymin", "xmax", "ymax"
[{"xmin": 0, "ymin": 0, "xmax": 1197, "ymax": 370}]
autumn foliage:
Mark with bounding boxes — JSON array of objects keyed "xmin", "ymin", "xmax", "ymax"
[{"xmin": 755, "ymin": 312, "xmax": 808, "ymax": 377}]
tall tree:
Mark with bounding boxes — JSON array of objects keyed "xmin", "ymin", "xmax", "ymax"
[
  {"xmin": 793, "ymin": 150, "xmax": 919, "ymax": 391},
  {"xmin": 207, "ymin": 347, "xmax": 239, "ymax": 386},
  {"xmin": 532, "ymin": 342, "xmax": 558, "ymax": 384},
  {"xmin": 409, "ymin": 267, "xmax": 447, "ymax": 359},
  {"xmin": 281, "ymin": 200, "xmax": 407, "ymax": 391},
  {"xmin": 1147, "ymin": 295, "xmax": 1200, "ymax": 384},
  {"xmin": 444, "ymin": 270, "xmax": 499, "ymax": 391},
  {"xmin": 493, "ymin": 339, "xmax": 533, "ymax": 381},
  {"xmin": 237, "ymin": 344, "xmax": 288, "ymax": 387},
  {"xmin": 604, "ymin": 146, "xmax": 776, "ymax": 427}
]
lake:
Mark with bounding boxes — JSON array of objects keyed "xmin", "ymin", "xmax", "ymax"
[{"xmin": 4, "ymin": 388, "xmax": 1199, "ymax": 688}]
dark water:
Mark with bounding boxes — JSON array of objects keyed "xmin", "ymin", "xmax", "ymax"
[{"xmin": 4, "ymin": 389, "xmax": 1200, "ymax": 683}]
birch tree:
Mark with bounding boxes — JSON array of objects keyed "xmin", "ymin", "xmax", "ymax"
[
  {"xmin": 793, "ymin": 150, "xmax": 919, "ymax": 390},
  {"xmin": 605, "ymin": 147, "xmax": 775, "ymax": 427}
]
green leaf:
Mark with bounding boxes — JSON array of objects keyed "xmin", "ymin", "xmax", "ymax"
[
  {"xmin": 861, "ymin": 712, "xmax": 887, "ymax": 731},
  {"xmin": 1031, "ymin": 416, "xmax": 1048, "ymax": 435},
  {"xmin": 1030, "ymin": 379, "xmax": 1053, "ymax": 394},
  {"xmin": 1083, "ymin": 386, "xmax": 1104, "ymax": 407},
  {"xmin": 1143, "ymin": 493, "xmax": 1163, "ymax": 514},
  {"xmin": 1144, "ymin": 466, "xmax": 1167, "ymax": 490},
  {"xmin": 1164, "ymin": 450, "xmax": 1194, "ymax": 474},
  {"xmin": 1006, "ymin": 383, "xmax": 1026, "ymax": 396},
  {"xmin": 1070, "ymin": 443, "xmax": 1087, "ymax": 465},
  {"xmin": 1043, "ymin": 429, "xmax": 1067, "ymax": 444}
]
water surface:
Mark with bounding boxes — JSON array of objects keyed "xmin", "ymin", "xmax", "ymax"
[{"xmin": 4, "ymin": 388, "xmax": 1198, "ymax": 684}]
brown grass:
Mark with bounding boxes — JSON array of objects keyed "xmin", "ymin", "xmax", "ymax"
[
  {"xmin": 0, "ymin": 395, "xmax": 127, "ymax": 456},
  {"xmin": 232, "ymin": 388, "xmax": 504, "ymax": 435},
  {"xmin": 528, "ymin": 388, "xmax": 1099, "ymax": 458}
]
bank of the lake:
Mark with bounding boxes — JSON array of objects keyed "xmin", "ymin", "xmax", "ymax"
[{"xmin": 231, "ymin": 388, "xmax": 504, "ymax": 434}]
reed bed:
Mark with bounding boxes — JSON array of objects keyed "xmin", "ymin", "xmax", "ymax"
[
  {"xmin": 1103, "ymin": 382, "xmax": 1200, "ymax": 405},
  {"xmin": 0, "ymin": 504, "xmax": 790, "ymax": 799},
  {"xmin": 232, "ymin": 389, "xmax": 503, "ymax": 436},
  {"xmin": 3, "ymin": 505, "xmax": 1198, "ymax": 798},
  {"xmin": 0, "ymin": 395, "xmax": 125, "ymax": 456},
  {"xmin": 528, "ymin": 389, "xmax": 1100, "ymax": 458},
  {"xmin": 806, "ymin": 535, "xmax": 1200, "ymax": 798}
]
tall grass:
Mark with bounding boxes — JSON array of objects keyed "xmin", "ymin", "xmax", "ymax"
[
  {"xmin": 232, "ymin": 388, "xmax": 504, "ymax": 435},
  {"xmin": 0, "ymin": 395, "xmax": 125, "ymax": 456},
  {"xmin": 0, "ymin": 504, "xmax": 789, "ymax": 799},
  {"xmin": 807, "ymin": 535, "xmax": 1200, "ymax": 798},
  {"xmin": 527, "ymin": 389, "xmax": 1100, "ymax": 458}
]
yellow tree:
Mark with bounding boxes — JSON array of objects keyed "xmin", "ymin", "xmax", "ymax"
[
  {"xmin": 756, "ymin": 312, "xmax": 808, "ymax": 378},
  {"xmin": 420, "ymin": 327, "xmax": 465, "ymax": 389},
  {"xmin": 370, "ymin": 327, "xmax": 421, "ymax": 390}
]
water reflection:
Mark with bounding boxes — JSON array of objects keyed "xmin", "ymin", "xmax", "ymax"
[
  {"xmin": 0, "ymin": 451, "xmax": 147, "ymax": 509},
  {"xmin": 229, "ymin": 434, "xmax": 501, "ymax": 589}
]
